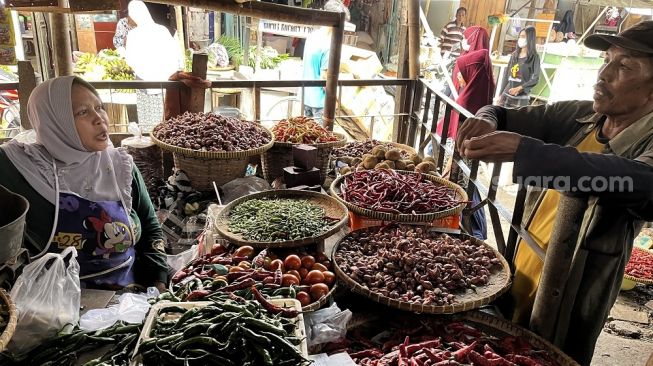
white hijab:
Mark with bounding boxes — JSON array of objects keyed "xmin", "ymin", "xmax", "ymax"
[
  {"xmin": 1, "ymin": 76, "xmax": 133, "ymax": 211},
  {"xmin": 125, "ymin": 0, "xmax": 181, "ymax": 81}
]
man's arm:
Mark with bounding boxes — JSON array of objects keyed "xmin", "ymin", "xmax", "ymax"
[{"xmin": 514, "ymin": 137, "xmax": 653, "ymax": 218}]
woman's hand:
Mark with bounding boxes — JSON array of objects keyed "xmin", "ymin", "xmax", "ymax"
[
  {"xmin": 456, "ymin": 117, "xmax": 497, "ymax": 154},
  {"xmin": 457, "ymin": 72, "xmax": 466, "ymax": 88},
  {"xmin": 508, "ymin": 85, "xmax": 524, "ymax": 96}
]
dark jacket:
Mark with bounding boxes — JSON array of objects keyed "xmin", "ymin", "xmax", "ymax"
[
  {"xmin": 0, "ymin": 149, "xmax": 170, "ymax": 287},
  {"xmin": 499, "ymin": 52, "xmax": 541, "ymax": 96},
  {"xmin": 475, "ymin": 101, "xmax": 653, "ymax": 365}
]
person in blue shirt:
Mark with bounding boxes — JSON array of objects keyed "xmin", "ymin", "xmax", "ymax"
[{"xmin": 302, "ymin": 0, "xmax": 350, "ymax": 122}]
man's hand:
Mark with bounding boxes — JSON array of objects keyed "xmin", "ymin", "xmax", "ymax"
[
  {"xmin": 508, "ymin": 86, "xmax": 523, "ymax": 96},
  {"xmin": 460, "ymin": 131, "xmax": 523, "ymax": 162},
  {"xmin": 456, "ymin": 117, "xmax": 497, "ymax": 154}
]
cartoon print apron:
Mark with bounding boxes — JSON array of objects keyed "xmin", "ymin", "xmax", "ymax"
[{"xmin": 44, "ymin": 159, "xmax": 136, "ymax": 289}]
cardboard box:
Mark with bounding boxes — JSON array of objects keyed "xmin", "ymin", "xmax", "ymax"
[{"xmin": 340, "ymin": 45, "xmax": 383, "ymax": 80}]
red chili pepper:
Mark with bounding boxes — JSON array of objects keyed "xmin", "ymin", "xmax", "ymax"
[
  {"xmin": 507, "ymin": 354, "xmax": 543, "ymax": 366},
  {"xmin": 250, "ymin": 286, "xmax": 299, "ymax": 318},
  {"xmin": 452, "ymin": 341, "xmax": 478, "ymax": 362},
  {"xmin": 217, "ymin": 278, "xmax": 256, "ymax": 292},
  {"xmin": 405, "ymin": 339, "xmax": 441, "ymax": 356},
  {"xmin": 185, "ymin": 289, "xmax": 211, "ymax": 301},
  {"xmin": 349, "ymin": 349, "xmax": 385, "ymax": 359},
  {"xmin": 171, "ymin": 270, "xmax": 189, "ymax": 284}
]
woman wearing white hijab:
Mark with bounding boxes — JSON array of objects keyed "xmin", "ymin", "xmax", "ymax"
[{"xmin": 0, "ymin": 76, "xmax": 169, "ymax": 291}]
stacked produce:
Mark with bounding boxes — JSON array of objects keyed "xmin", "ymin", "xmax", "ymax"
[
  {"xmin": 332, "ymin": 140, "xmax": 403, "ymax": 159},
  {"xmin": 340, "ymin": 170, "xmax": 461, "ymax": 214},
  {"xmin": 334, "ymin": 226, "xmax": 502, "ymax": 305},
  {"xmin": 169, "ymin": 244, "xmax": 336, "ymax": 307},
  {"xmin": 152, "ymin": 112, "xmax": 270, "ymax": 152},
  {"xmin": 625, "ymin": 247, "xmax": 653, "ymax": 281},
  {"xmin": 137, "ymin": 296, "xmax": 309, "ymax": 365},
  {"xmin": 342, "ymin": 321, "xmax": 563, "ymax": 366},
  {"xmin": 227, "ymin": 198, "xmax": 336, "ymax": 242},
  {"xmin": 271, "ymin": 116, "xmax": 340, "ymax": 144},
  {"xmin": 0, "ymin": 322, "xmax": 141, "ymax": 366},
  {"xmin": 334, "ymin": 141, "xmax": 438, "ymax": 176}
]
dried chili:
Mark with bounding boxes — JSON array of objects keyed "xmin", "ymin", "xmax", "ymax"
[{"xmin": 271, "ymin": 116, "xmax": 339, "ymax": 144}]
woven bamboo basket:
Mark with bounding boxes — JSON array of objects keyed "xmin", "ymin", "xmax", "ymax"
[
  {"xmin": 623, "ymin": 247, "xmax": 653, "ymax": 285},
  {"xmin": 333, "ymin": 141, "xmax": 417, "ymax": 160},
  {"xmin": 261, "ymin": 133, "xmax": 346, "ymax": 184},
  {"xmin": 215, "ymin": 189, "xmax": 349, "ymax": 248},
  {"xmin": 0, "ymin": 289, "xmax": 17, "ymax": 352},
  {"xmin": 330, "ymin": 170, "xmax": 468, "ymax": 223},
  {"xmin": 332, "ymin": 228, "xmax": 511, "ymax": 314},
  {"xmin": 151, "ymin": 124, "xmax": 274, "ymax": 191}
]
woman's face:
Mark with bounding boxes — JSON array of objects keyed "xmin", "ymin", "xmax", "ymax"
[
  {"xmin": 518, "ymin": 30, "xmax": 527, "ymax": 48},
  {"xmin": 72, "ymin": 83, "xmax": 110, "ymax": 152}
]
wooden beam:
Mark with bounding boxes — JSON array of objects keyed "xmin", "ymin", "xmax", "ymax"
[
  {"xmin": 188, "ymin": 53, "xmax": 208, "ymax": 113},
  {"xmin": 323, "ymin": 13, "xmax": 345, "ymax": 131},
  {"xmin": 392, "ymin": 23, "xmax": 409, "ymax": 143},
  {"xmin": 146, "ymin": 0, "xmax": 342, "ymax": 27},
  {"xmin": 50, "ymin": 12, "xmax": 73, "ymax": 76},
  {"xmin": 407, "ymin": 0, "xmax": 419, "ymax": 79},
  {"xmin": 17, "ymin": 61, "xmax": 37, "ymax": 130}
]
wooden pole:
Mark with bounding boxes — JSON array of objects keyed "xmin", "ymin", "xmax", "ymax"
[
  {"xmin": 50, "ymin": 13, "xmax": 73, "ymax": 76},
  {"xmin": 323, "ymin": 12, "xmax": 345, "ymax": 131},
  {"xmin": 146, "ymin": 0, "xmax": 342, "ymax": 27},
  {"xmin": 175, "ymin": 6, "xmax": 186, "ymax": 53},
  {"xmin": 189, "ymin": 53, "xmax": 208, "ymax": 113},
  {"xmin": 407, "ymin": 0, "xmax": 419, "ymax": 79},
  {"xmin": 17, "ymin": 61, "xmax": 37, "ymax": 130}
]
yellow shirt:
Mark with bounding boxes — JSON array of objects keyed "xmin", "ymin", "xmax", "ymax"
[{"xmin": 510, "ymin": 131, "xmax": 605, "ymax": 324}]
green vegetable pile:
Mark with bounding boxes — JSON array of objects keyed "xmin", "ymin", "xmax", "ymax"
[
  {"xmin": 137, "ymin": 295, "xmax": 309, "ymax": 365},
  {"xmin": 216, "ymin": 36, "xmax": 289, "ymax": 69},
  {"xmin": 228, "ymin": 198, "xmax": 333, "ymax": 242},
  {"xmin": 0, "ymin": 321, "xmax": 142, "ymax": 366}
]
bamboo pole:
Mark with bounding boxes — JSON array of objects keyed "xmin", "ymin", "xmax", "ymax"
[
  {"xmin": 407, "ymin": 0, "xmax": 419, "ymax": 79},
  {"xmin": 17, "ymin": 61, "xmax": 36, "ymax": 130},
  {"xmin": 50, "ymin": 12, "xmax": 73, "ymax": 76},
  {"xmin": 323, "ymin": 12, "xmax": 345, "ymax": 131},
  {"xmin": 146, "ymin": 0, "xmax": 342, "ymax": 27}
]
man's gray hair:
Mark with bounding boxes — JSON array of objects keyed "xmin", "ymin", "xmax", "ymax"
[{"xmin": 323, "ymin": 0, "xmax": 351, "ymax": 21}]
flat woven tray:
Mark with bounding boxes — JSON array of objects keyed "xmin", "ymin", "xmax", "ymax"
[
  {"xmin": 332, "ymin": 228, "xmax": 511, "ymax": 314},
  {"xmin": 215, "ymin": 190, "xmax": 349, "ymax": 248},
  {"xmin": 624, "ymin": 247, "xmax": 653, "ymax": 285},
  {"xmin": 330, "ymin": 170, "xmax": 468, "ymax": 223},
  {"xmin": 0, "ymin": 289, "xmax": 17, "ymax": 352},
  {"xmin": 459, "ymin": 311, "xmax": 579, "ymax": 366},
  {"xmin": 150, "ymin": 122, "xmax": 274, "ymax": 159}
]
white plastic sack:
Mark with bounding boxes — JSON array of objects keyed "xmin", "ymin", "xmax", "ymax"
[
  {"xmin": 79, "ymin": 289, "xmax": 157, "ymax": 331},
  {"xmin": 8, "ymin": 247, "xmax": 81, "ymax": 354},
  {"xmin": 166, "ymin": 245, "xmax": 198, "ymax": 273},
  {"xmin": 304, "ymin": 302, "xmax": 352, "ymax": 346}
]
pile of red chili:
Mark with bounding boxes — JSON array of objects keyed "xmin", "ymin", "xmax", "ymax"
[
  {"xmin": 271, "ymin": 116, "xmax": 340, "ymax": 144},
  {"xmin": 348, "ymin": 322, "xmax": 562, "ymax": 366},
  {"xmin": 341, "ymin": 169, "xmax": 461, "ymax": 214},
  {"xmin": 625, "ymin": 247, "xmax": 653, "ymax": 280}
]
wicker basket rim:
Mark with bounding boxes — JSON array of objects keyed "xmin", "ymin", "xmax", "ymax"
[
  {"xmin": 0, "ymin": 289, "xmax": 17, "ymax": 352},
  {"xmin": 333, "ymin": 141, "xmax": 417, "ymax": 158},
  {"xmin": 330, "ymin": 170, "xmax": 469, "ymax": 222},
  {"xmin": 332, "ymin": 228, "xmax": 511, "ymax": 314},
  {"xmin": 271, "ymin": 132, "xmax": 347, "ymax": 148},
  {"xmin": 215, "ymin": 189, "xmax": 349, "ymax": 248},
  {"xmin": 151, "ymin": 122, "xmax": 274, "ymax": 159}
]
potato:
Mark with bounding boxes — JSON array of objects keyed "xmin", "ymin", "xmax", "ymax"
[
  {"xmin": 351, "ymin": 157, "xmax": 362, "ymax": 167},
  {"xmin": 385, "ymin": 148, "xmax": 403, "ymax": 161},
  {"xmin": 415, "ymin": 161, "xmax": 436, "ymax": 173},
  {"xmin": 406, "ymin": 164, "xmax": 415, "ymax": 171},
  {"xmin": 362, "ymin": 155, "xmax": 378, "ymax": 169},
  {"xmin": 340, "ymin": 166, "xmax": 352, "ymax": 175},
  {"xmin": 371, "ymin": 146, "xmax": 388, "ymax": 159},
  {"xmin": 375, "ymin": 162, "xmax": 391, "ymax": 170},
  {"xmin": 394, "ymin": 160, "xmax": 406, "ymax": 170},
  {"xmin": 408, "ymin": 153, "xmax": 422, "ymax": 165},
  {"xmin": 339, "ymin": 156, "xmax": 353, "ymax": 165},
  {"xmin": 422, "ymin": 156, "xmax": 437, "ymax": 165},
  {"xmin": 382, "ymin": 160, "xmax": 396, "ymax": 169}
]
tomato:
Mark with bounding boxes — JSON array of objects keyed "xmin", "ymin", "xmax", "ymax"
[
  {"xmin": 310, "ymin": 283, "xmax": 329, "ymax": 302},
  {"xmin": 263, "ymin": 257, "xmax": 272, "ymax": 270},
  {"xmin": 315, "ymin": 252, "xmax": 329, "ymax": 263},
  {"xmin": 287, "ymin": 270, "xmax": 301, "ymax": 281},
  {"xmin": 305, "ymin": 270, "xmax": 325, "ymax": 285},
  {"xmin": 300, "ymin": 255, "xmax": 316, "ymax": 269},
  {"xmin": 284, "ymin": 255, "xmax": 302, "ymax": 271},
  {"xmin": 234, "ymin": 245, "xmax": 255, "ymax": 259},
  {"xmin": 296, "ymin": 291, "xmax": 312, "ymax": 307},
  {"xmin": 322, "ymin": 271, "xmax": 336, "ymax": 286},
  {"xmin": 311, "ymin": 263, "xmax": 328, "ymax": 272},
  {"xmin": 228, "ymin": 266, "xmax": 243, "ymax": 273},
  {"xmin": 281, "ymin": 273, "xmax": 300, "ymax": 287},
  {"xmin": 210, "ymin": 243, "xmax": 226, "ymax": 256},
  {"xmin": 298, "ymin": 267, "xmax": 309, "ymax": 280},
  {"xmin": 238, "ymin": 261, "xmax": 251, "ymax": 269},
  {"xmin": 270, "ymin": 259, "xmax": 285, "ymax": 271}
]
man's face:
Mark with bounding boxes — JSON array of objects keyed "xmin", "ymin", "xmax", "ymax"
[
  {"xmin": 456, "ymin": 10, "xmax": 466, "ymax": 25},
  {"xmin": 593, "ymin": 45, "xmax": 653, "ymax": 116}
]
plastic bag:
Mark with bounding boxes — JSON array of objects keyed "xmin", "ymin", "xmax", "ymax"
[
  {"xmin": 79, "ymin": 289, "xmax": 157, "ymax": 331},
  {"xmin": 221, "ymin": 176, "xmax": 271, "ymax": 204},
  {"xmin": 304, "ymin": 303, "xmax": 352, "ymax": 346},
  {"xmin": 8, "ymin": 246, "xmax": 81, "ymax": 353},
  {"xmin": 166, "ymin": 244, "xmax": 198, "ymax": 272}
]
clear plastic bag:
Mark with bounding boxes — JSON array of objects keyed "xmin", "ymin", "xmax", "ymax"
[
  {"xmin": 221, "ymin": 177, "xmax": 271, "ymax": 205},
  {"xmin": 8, "ymin": 247, "xmax": 81, "ymax": 353},
  {"xmin": 79, "ymin": 289, "xmax": 157, "ymax": 331},
  {"xmin": 304, "ymin": 303, "xmax": 352, "ymax": 346}
]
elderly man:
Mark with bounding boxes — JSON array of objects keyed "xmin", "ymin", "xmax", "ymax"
[{"xmin": 456, "ymin": 21, "xmax": 653, "ymax": 365}]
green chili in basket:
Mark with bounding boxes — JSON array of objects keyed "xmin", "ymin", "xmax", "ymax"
[{"xmin": 228, "ymin": 198, "xmax": 333, "ymax": 242}]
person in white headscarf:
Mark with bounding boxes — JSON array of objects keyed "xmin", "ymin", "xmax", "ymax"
[
  {"xmin": 0, "ymin": 76, "xmax": 169, "ymax": 292},
  {"xmin": 124, "ymin": 0, "xmax": 183, "ymax": 126}
]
